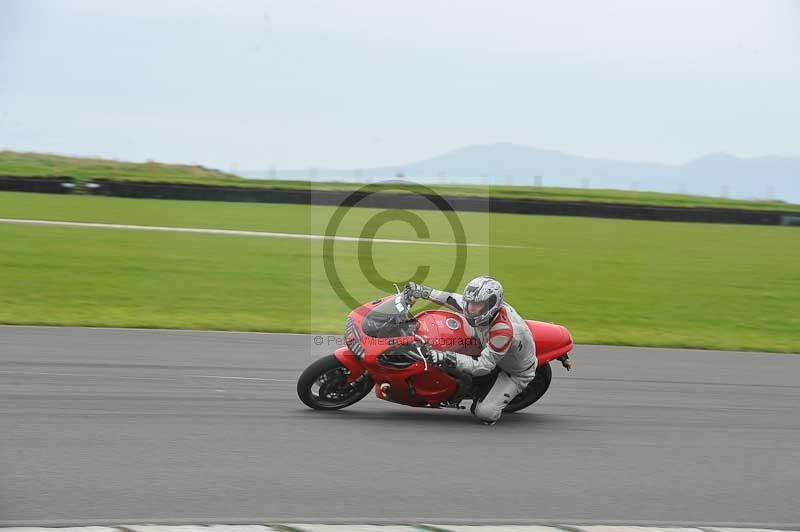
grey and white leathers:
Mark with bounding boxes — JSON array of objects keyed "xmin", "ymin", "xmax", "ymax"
[{"xmin": 406, "ymin": 278, "xmax": 537, "ymax": 423}]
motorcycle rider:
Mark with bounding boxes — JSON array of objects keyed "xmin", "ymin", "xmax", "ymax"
[{"xmin": 404, "ymin": 276, "xmax": 537, "ymax": 425}]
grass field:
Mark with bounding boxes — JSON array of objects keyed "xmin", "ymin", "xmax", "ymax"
[
  {"xmin": 1, "ymin": 191, "xmax": 798, "ymax": 352},
  {"xmin": 3, "ymin": 150, "xmax": 798, "ymax": 212},
  {"xmin": 0, "ymin": 150, "xmax": 240, "ymax": 184}
]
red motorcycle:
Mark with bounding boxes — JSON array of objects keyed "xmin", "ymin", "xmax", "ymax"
[{"xmin": 298, "ymin": 293, "xmax": 574, "ymax": 413}]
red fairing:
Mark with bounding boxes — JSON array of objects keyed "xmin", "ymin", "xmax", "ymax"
[
  {"xmin": 527, "ymin": 320, "xmax": 574, "ymax": 364},
  {"xmin": 414, "ymin": 310, "xmax": 573, "ymax": 364},
  {"xmin": 334, "ymin": 294, "xmax": 573, "ymax": 407},
  {"xmin": 414, "ymin": 310, "xmax": 482, "ymax": 356}
]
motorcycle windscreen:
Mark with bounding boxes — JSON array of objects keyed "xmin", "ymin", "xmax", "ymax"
[{"xmin": 361, "ymin": 295, "xmax": 418, "ymax": 338}]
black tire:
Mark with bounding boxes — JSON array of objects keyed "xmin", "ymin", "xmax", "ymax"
[
  {"xmin": 297, "ymin": 354, "xmax": 374, "ymax": 410},
  {"xmin": 503, "ymin": 362, "xmax": 552, "ymax": 413}
]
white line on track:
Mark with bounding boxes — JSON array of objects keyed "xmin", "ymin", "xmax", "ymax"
[{"xmin": 0, "ymin": 217, "xmax": 522, "ymax": 248}]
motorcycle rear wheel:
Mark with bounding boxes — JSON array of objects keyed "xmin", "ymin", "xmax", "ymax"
[
  {"xmin": 503, "ymin": 362, "xmax": 552, "ymax": 413},
  {"xmin": 297, "ymin": 354, "xmax": 374, "ymax": 410}
]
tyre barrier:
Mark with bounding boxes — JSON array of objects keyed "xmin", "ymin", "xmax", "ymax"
[
  {"xmin": 1, "ymin": 176, "xmax": 797, "ymax": 226},
  {"xmin": 0, "ymin": 176, "xmax": 75, "ymax": 194},
  {"xmin": 85, "ymin": 179, "xmax": 796, "ymax": 226}
]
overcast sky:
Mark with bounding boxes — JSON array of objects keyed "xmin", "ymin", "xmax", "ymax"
[{"xmin": 1, "ymin": 0, "xmax": 798, "ymax": 171}]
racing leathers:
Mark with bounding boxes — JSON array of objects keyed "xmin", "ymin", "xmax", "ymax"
[{"xmin": 419, "ymin": 288, "xmax": 537, "ymax": 423}]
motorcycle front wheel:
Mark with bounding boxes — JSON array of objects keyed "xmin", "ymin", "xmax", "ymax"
[{"xmin": 297, "ymin": 354, "xmax": 374, "ymax": 410}]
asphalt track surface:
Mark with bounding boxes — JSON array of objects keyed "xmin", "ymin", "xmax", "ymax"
[{"xmin": 1, "ymin": 326, "xmax": 798, "ymax": 526}]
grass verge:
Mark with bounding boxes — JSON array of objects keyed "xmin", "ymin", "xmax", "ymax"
[{"xmin": 0, "ymin": 191, "xmax": 798, "ymax": 352}]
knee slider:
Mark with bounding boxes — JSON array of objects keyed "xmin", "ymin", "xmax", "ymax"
[{"xmin": 473, "ymin": 401, "xmax": 502, "ymax": 422}]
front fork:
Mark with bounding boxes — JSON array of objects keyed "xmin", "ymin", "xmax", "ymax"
[{"xmin": 334, "ymin": 347, "xmax": 367, "ymax": 383}]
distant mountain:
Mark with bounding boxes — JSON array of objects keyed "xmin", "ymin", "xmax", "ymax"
[{"xmin": 241, "ymin": 143, "xmax": 800, "ymax": 203}]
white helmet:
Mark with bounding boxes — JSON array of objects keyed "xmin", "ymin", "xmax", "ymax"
[{"xmin": 462, "ymin": 276, "xmax": 504, "ymax": 327}]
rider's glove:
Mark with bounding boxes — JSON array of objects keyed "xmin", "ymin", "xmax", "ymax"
[
  {"xmin": 426, "ymin": 349, "xmax": 455, "ymax": 368},
  {"xmin": 403, "ymin": 282, "xmax": 432, "ymax": 305}
]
